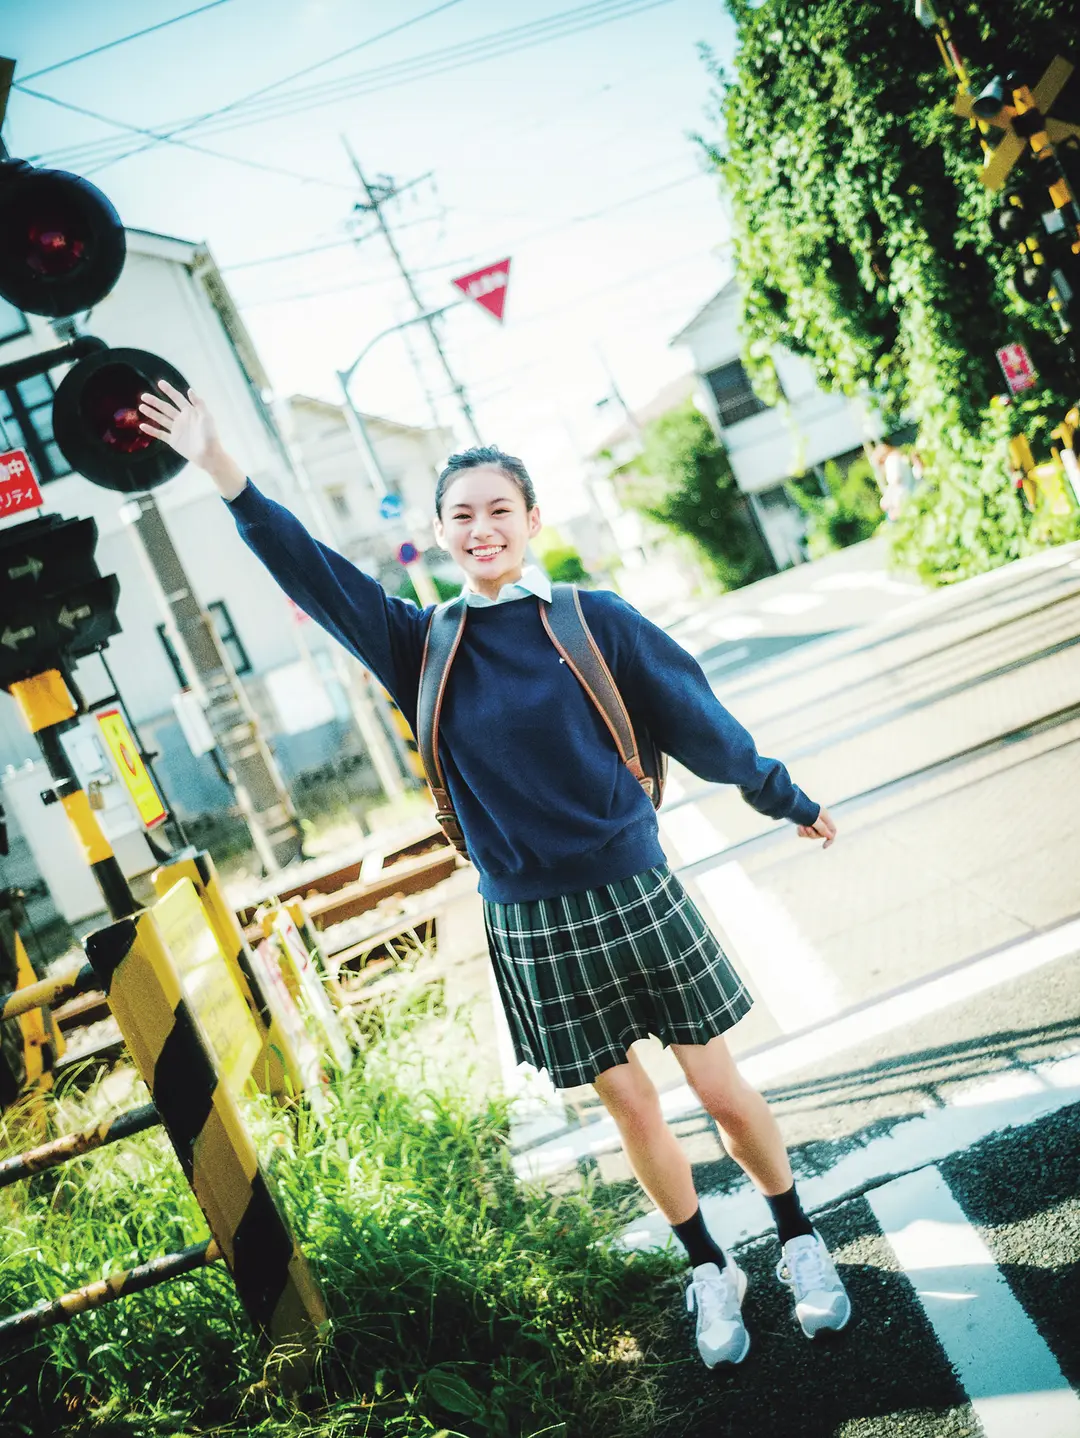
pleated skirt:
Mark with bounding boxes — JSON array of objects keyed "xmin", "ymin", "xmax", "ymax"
[{"xmin": 483, "ymin": 865, "xmax": 752, "ymax": 1090}]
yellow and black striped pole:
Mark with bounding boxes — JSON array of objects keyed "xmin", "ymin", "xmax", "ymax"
[
  {"xmin": 151, "ymin": 851, "xmax": 306, "ymax": 1103},
  {"xmin": 0, "ymin": 1238, "xmax": 222, "ymax": 1342},
  {"xmin": 379, "ymin": 685, "xmax": 426, "ymax": 785},
  {"xmin": 0, "ymin": 1102, "xmax": 159, "ymax": 1189},
  {"xmin": 8, "ymin": 670, "xmax": 136, "ymax": 920},
  {"xmin": 85, "ymin": 906, "xmax": 326, "ymax": 1380}
]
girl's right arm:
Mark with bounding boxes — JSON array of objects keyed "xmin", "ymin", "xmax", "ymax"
[{"xmin": 138, "ymin": 382, "xmax": 430, "ymax": 708}]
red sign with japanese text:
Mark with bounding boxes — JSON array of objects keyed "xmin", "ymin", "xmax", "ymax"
[
  {"xmin": 0, "ymin": 450, "xmax": 43, "ymax": 518},
  {"xmin": 452, "ymin": 258, "xmax": 511, "ymax": 322},
  {"xmin": 996, "ymin": 343, "xmax": 1038, "ymax": 395}
]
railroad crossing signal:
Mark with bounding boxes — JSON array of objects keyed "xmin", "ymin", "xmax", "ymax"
[
  {"xmin": 0, "ymin": 104, "xmax": 189, "ymax": 494},
  {"xmin": 956, "ymin": 57, "xmax": 1080, "ymax": 191},
  {"xmin": 0, "ymin": 514, "xmax": 120, "ymax": 690}
]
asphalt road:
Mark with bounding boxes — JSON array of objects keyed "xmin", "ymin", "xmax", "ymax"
[{"xmin": 509, "ymin": 539, "xmax": 1080, "ymax": 1435}]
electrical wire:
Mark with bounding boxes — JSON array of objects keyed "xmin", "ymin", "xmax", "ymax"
[
  {"xmin": 28, "ymin": 0, "xmax": 472, "ymax": 176},
  {"xmin": 236, "ymin": 169, "xmax": 708, "ymax": 307},
  {"xmin": 14, "ymin": 85, "xmax": 357, "ymax": 191},
  {"xmin": 36, "ymin": 0, "xmax": 674, "ymax": 173},
  {"xmin": 18, "ymin": 1, "xmax": 239, "ymax": 82}
]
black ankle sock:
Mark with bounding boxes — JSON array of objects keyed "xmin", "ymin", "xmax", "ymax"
[
  {"xmin": 672, "ymin": 1206, "xmax": 727, "ymax": 1269},
  {"xmin": 765, "ymin": 1183, "xmax": 814, "ymax": 1246}
]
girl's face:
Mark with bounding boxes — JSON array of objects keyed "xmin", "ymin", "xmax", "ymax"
[{"xmin": 434, "ymin": 464, "xmax": 542, "ymax": 597}]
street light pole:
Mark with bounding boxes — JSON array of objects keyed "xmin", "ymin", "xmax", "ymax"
[{"xmin": 336, "ymin": 307, "xmax": 465, "ymax": 610}]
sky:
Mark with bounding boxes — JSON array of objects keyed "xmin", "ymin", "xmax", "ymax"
[{"xmin": 3, "ymin": 0, "xmax": 739, "ymax": 520}]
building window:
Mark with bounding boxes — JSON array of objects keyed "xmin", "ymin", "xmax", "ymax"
[
  {"xmin": 156, "ymin": 602, "xmax": 252, "ymax": 684},
  {"xmin": 156, "ymin": 624, "xmax": 188, "ymax": 687},
  {"xmin": 207, "ymin": 600, "xmax": 252, "ymax": 676},
  {"xmin": 706, "ymin": 360, "xmax": 771, "ymax": 428},
  {"xmin": 325, "ymin": 485, "xmax": 351, "ymax": 519},
  {"xmin": 0, "ymin": 296, "xmax": 29, "ymax": 347},
  {"xmin": 0, "ymin": 372, "xmax": 72, "ymax": 481}
]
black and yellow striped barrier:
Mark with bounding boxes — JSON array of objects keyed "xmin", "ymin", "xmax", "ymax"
[
  {"xmin": 0, "ymin": 1237, "xmax": 223, "ymax": 1341},
  {"xmin": 379, "ymin": 684, "xmax": 425, "ymax": 785},
  {"xmin": 85, "ymin": 907, "xmax": 327, "ymax": 1378},
  {"xmin": 7, "ymin": 671, "xmax": 136, "ymax": 921},
  {"xmin": 10, "ymin": 929, "xmax": 66, "ymax": 1118},
  {"xmin": 0, "ymin": 1101, "xmax": 159, "ymax": 1189},
  {"xmin": 151, "ymin": 852, "xmax": 306, "ymax": 1104}
]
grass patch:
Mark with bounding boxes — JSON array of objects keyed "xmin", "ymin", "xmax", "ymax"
[{"xmin": 0, "ymin": 988, "xmax": 682, "ymax": 1436}]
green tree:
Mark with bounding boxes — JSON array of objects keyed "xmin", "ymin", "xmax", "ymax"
[
  {"xmin": 705, "ymin": 0, "xmax": 1080, "ymax": 582},
  {"xmin": 620, "ymin": 398, "xmax": 774, "ymax": 589},
  {"xmin": 543, "ymin": 544, "xmax": 591, "ymax": 584},
  {"xmin": 791, "ymin": 456, "xmax": 884, "ymax": 558}
]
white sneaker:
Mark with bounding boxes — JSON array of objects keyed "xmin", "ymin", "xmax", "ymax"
[
  {"xmin": 685, "ymin": 1259, "xmax": 750, "ymax": 1367},
  {"xmin": 776, "ymin": 1231, "xmax": 852, "ymax": 1339}
]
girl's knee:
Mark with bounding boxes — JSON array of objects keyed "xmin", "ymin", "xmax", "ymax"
[
  {"xmin": 594, "ymin": 1064, "xmax": 663, "ymax": 1133},
  {"xmin": 692, "ymin": 1075, "xmax": 760, "ymax": 1127}
]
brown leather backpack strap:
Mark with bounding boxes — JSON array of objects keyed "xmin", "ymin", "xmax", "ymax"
[
  {"xmin": 417, "ymin": 597, "xmax": 469, "ymax": 856},
  {"xmin": 540, "ymin": 584, "xmax": 647, "ymax": 786}
]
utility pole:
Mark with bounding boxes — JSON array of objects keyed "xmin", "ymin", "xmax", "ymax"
[
  {"xmin": 123, "ymin": 494, "xmax": 306, "ymax": 874},
  {"xmin": 343, "ymin": 137, "xmax": 483, "ymax": 447},
  {"xmin": 267, "ymin": 399, "xmax": 406, "ymax": 799}
]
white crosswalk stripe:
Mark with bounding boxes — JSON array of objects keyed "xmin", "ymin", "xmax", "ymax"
[{"xmin": 869, "ymin": 1165, "xmax": 1080, "ymax": 1437}]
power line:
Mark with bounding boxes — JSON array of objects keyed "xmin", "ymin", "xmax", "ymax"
[
  {"xmin": 18, "ymin": 1, "xmax": 239, "ymax": 82},
  {"xmin": 13, "ymin": 84, "xmax": 354, "ymax": 190},
  {"xmin": 37, "ymin": 0, "xmax": 674, "ymax": 172},
  {"xmin": 236, "ymin": 169, "xmax": 708, "ymax": 308},
  {"xmin": 61, "ymin": 0, "xmax": 471, "ymax": 177}
]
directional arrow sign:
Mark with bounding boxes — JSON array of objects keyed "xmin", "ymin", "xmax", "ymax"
[
  {"xmin": 7, "ymin": 556, "xmax": 43, "ymax": 582},
  {"xmin": 1, "ymin": 624, "xmax": 38, "ymax": 650},
  {"xmin": 0, "ymin": 515, "xmax": 100, "ymax": 597},
  {"xmin": 44, "ymin": 575, "xmax": 121, "ymax": 657}
]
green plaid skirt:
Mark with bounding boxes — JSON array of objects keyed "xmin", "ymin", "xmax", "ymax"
[{"xmin": 484, "ymin": 865, "xmax": 752, "ymax": 1090}]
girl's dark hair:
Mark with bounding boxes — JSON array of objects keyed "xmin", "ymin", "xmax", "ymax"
[{"xmin": 435, "ymin": 445, "xmax": 537, "ymax": 517}]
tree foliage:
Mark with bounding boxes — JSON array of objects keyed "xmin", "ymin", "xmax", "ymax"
[
  {"xmin": 620, "ymin": 398, "xmax": 774, "ymax": 589},
  {"xmin": 706, "ymin": 0, "xmax": 1080, "ymax": 582}
]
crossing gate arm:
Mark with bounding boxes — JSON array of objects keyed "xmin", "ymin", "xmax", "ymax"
[
  {"xmin": 0, "ymin": 961, "xmax": 96, "ymax": 1023},
  {"xmin": 0, "ymin": 1237, "xmax": 223, "ymax": 1342},
  {"xmin": 0, "ymin": 1102, "xmax": 160, "ymax": 1189}
]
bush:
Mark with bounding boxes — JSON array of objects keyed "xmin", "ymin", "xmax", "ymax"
[
  {"xmin": 0, "ymin": 989, "xmax": 680, "ymax": 1437},
  {"xmin": 789, "ymin": 457, "xmax": 884, "ymax": 559}
]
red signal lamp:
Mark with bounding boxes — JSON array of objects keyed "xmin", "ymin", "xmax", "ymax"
[
  {"xmin": 53, "ymin": 347, "xmax": 190, "ymax": 492},
  {"xmin": 0, "ymin": 162, "xmax": 126, "ymax": 317}
]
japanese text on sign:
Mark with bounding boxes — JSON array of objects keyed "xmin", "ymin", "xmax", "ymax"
[{"xmin": 0, "ymin": 450, "xmax": 44, "ymax": 517}]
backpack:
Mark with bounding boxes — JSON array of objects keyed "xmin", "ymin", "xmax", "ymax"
[{"xmin": 416, "ymin": 583, "xmax": 667, "ymax": 858}]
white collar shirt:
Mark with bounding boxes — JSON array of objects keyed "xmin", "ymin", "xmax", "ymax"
[{"xmin": 463, "ymin": 564, "xmax": 553, "ymax": 608}]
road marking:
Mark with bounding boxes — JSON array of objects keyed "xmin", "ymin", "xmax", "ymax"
[
  {"xmin": 709, "ymin": 615, "xmax": 764, "ymax": 640},
  {"xmin": 514, "ymin": 917, "xmax": 1080, "ymax": 1179},
  {"xmin": 868, "ymin": 1166, "xmax": 1080, "ymax": 1438},
  {"xmin": 658, "ymin": 783, "xmax": 843, "ymax": 1032},
  {"xmin": 758, "ymin": 592, "xmax": 826, "ymax": 615},
  {"xmin": 617, "ymin": 1047, "xmax": 1080, "ymax": 1249}
]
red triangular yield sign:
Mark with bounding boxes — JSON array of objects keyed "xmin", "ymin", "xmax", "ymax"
[{"xmin": 452, "ymin": 257, "xmax": 511, "ymax": 322}]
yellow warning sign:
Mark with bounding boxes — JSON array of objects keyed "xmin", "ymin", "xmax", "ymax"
[
  {"xmin": 96, "ymin": 707, "xmax": 167, "ymax": 829},
  {"xmin": 154, "ymin": 879, "xmax": 262, "ymax": 1097}
]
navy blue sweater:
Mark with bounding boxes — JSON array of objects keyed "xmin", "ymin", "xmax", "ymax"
[{"xmin": 227, "ymin": 483, "xmax": 820, "ymax": 902}]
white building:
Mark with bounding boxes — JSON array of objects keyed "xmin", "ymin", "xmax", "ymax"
[
  {"xmin": 282, "ymin": 394, "xmax": 453, "ymax": 590},
  {"xmin": 670, "ymin": 277, "xmax": 874, "ymax": 569},
  {"xmin": 0, "ymin": 228, "xmax": 447, "ymax": 921}
]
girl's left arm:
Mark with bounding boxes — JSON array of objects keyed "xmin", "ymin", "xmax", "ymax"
[{"xmin": 618, "ymin": 605, "xmax": 821, "ymax": 828}]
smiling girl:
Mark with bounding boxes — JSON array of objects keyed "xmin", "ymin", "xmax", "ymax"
[{"xmin": 139, "ymin": 381, "xmax": 850, "ymax": 1369}]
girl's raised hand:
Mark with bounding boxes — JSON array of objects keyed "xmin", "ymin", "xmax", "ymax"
[
  {"xmin": 797, "ymin": 804, "xmax": 837, "ymax": 850},
  {"xmin": 138, "ymin": 380, "xmax": 220, "ymax": 470}
]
